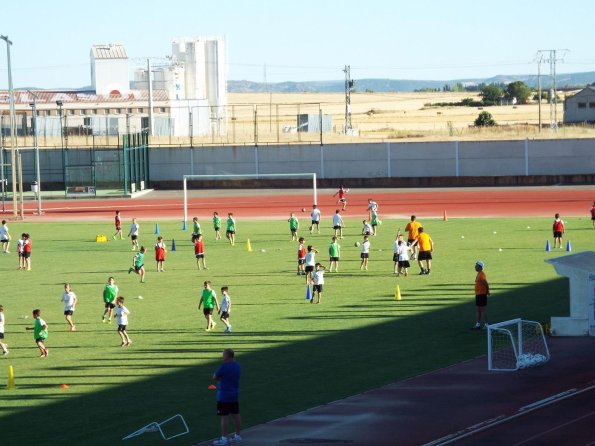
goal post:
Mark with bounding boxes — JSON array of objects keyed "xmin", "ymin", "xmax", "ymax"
[
  {"xmin": 182, "ymin": 173, "xmax": 317, "ymax": 224},
  {"xmin": 487, "ymin": 318, "xmax": 550, "ymax": 371}
]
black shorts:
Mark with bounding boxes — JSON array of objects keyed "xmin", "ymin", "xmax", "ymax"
[
  {"xmin": 35, "ymin": 337, "xmax": 46, "ymax": 343},
  {"xmin": 291, "ymin": 229, "xmax": 297, "ymax": 235},
  {"xmin": 131, "ymin": 235, "xmax": 138, "ymax": 241},
  {"xmin": 22, "ymin": 252, "xmax": 31, "ymax": 259},
  {"xmin": 313, "ymin": 284, "xmax": 323, "ymax": 292},
  {"xmin": 407, "ymin": 239, "xmax": 416, "ymax": 245},
  {"xmin": 217, "ymin": 401, "xmax": 239, "ymax": 416},
  {"xmin": 191, "ymin": 234, "xmax": 201, "ymax": 242},
  {"xmin": 553, "ymin": 231, "xmax": 563, "ymax": 238},
  {"xmin": 117, "ymin": 324, "xmax": 127, "ymax": 332},
  {"xmin": 220, "ymin": 311, "xmax": 229, "ymax": 319},
  {"xmin": 203, "ymin": 308, "xmax": 214, "ymax": 316},
  {"xmin": 64, "ymin": 310, "xmax": 74, "ymax": 316},
  {"xmin": 475, "ymin": 294, "xmax": 488, "ymax": 307},
  {"xmin": 393, "ymin": 253, "xmax": 399, "ymax": 262},
  {"xmin": 134, "ymin": 265, "xmax": 143, "ymax": 272},
  {"xmin": 338, "ymin": 198, "xmax": 346, "ymax": 203},
  {"xmin": 115, "ymin": 226, "xmax": 122, "ymax": 231},
  {"xmin": 311, "ymin": 220, "xmax": 319, "ymax": 225},
  {"xmin": 214, "ymin": 226, "xmax": 221, "ymax": 231},
  {"xmin": 305, "ymin": 265, "xmax": 314, "ymax": 273},
  {"xmin": 418, "ymin": 251, "xmax": 432, "ymax": 261},
  {"xmin": 363, "ymin": 231, "xmax": 371, "ymax": 236},
  {"xmin": 105, "ymin": 302, "xmax": 116, "ymax": 309},
  {"xmin": 298, "ymin": 259, "xmax": 306, "ymax": 265},
  {"xmin": 226, "ymin": 230, "xmax": 235, "ymax": 235},
  {"xmin": 333, "ymin": 225, "xmax": 341, "ymax": 230},
  {"xmin": 0, "ymin": 239, "xmax": 8, "ymax": 243},
  {"xmin": 360, "ymin": 253, "xmax": 369, "ymax": 259},
  {"xmin": 329, "ymin": 256, "xmax": 339, "ymax": 262},
  {"xmin": 372, "ymin": 223, "xmax": 377, "ymax": 228},
  {"xmin": 398, "ymin": 260, "xmax": 410, "ymax": 268},
  {"xmin": 592, "ymin": 216, "xmax": 595, "ymax": 221},
  {"xmin": 195, "ymin": 254, "xmax": 205, "ymax": 259},
  {"xmin": 0, "ymin": 333, "xmax": 4, "ymax": 339}
]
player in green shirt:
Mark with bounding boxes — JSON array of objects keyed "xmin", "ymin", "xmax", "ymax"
[
  {"xmin": 27, "ymin": 309, "xmax": 49, "ymax": 357},
  {"xmin": 371, "ymin": 210, "xmax": 379, "ymax": 236},
  {"xmin": 198, "ymin": 280, "xmax": 220, "ymax": 331},
  {"xmin": 226, "ymin": 213, "xmax": 236, "ymax": 246},
  {"xmin": 192, "ymin": 217, "xmax": 201, "ymax": 242},
  {"xmin": 288, "ymin": 213, "xmax": 299, "ymax": 241},
  {"xmin": 213, "ymin": 212, "xmax": 222, "ymax": 240},
  {"xmin": 102, "ymin": 276, "xmax": 119, "ymax": 323},
  {"xmin": 128, "ymin": 246, "xmax": 147, "ymax": 283},
  {"xmin": 328, "ymin": 236, "xmax": 341, "ymax": 272}
]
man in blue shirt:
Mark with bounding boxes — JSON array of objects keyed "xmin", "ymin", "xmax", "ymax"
[{"xmin": 212, "ymin": 348, "xmax": 242, "ymax": 445}]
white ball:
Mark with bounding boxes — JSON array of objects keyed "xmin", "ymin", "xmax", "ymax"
[
  {"xmin": 260, "ymin": 249, "xmax": 266, "ymax": 253},
  {"xmin": 461, "ymin": 235, "xmax": 465, "ymax": 239},
  {"xmin": 137, "ymin": 296, "xmax": 143, "ymax": 300},
  {"xmin": 493, "ymin": 231, "xmax": 497, "ymax": 235},
  {"xmin": 378, "ymin": 248, "xmax": 383, "ymax": 252},
  {"xmin": 527, "ymin": 226, "xmax": 531, "ymax": 229},
  {"xmin": 355, "ymin": 241, "xmax": 361, "ymax": 247},
  {"xmin": 499, "ymin": 248, "xmax": 503, "ymax": 252}
]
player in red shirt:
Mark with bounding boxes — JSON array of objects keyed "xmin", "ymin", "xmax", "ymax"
[
  {"xmin": 590, "ymin": 201, "xmax": 595, "ymax": 229},
  {"xmin": 333, "ymin": 186, "xmax": 349, "ymax": 211},
  {"xmin": 194, "ymin": 234, "xmax": 207, "ymax": 270},
  {"xmin": 113, "ymin": 210, "xmax": 123, "ymax": 240},
  {"xmin": 552, "ymin": 213, "xmax": 565, "ymax": 249},
  {"xmin": 297, "ymin": 237, "xmax": 306, "ymax": 276},
  {"xmin": 155, "ymin": 236, "xmax": 167, "ymax": 272},
  {"xmin": 23, "ymin": 233, "xmax": 32, "ymax": 271}
]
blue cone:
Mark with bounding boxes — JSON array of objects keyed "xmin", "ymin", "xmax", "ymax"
[
  {"xmin": 182, "ymin": 220, "xmax": 187, "ymax": 231},
  {"xmin": 566, "ymin": 240, "xmax": 571, "ymax": 252},
  {"xmin": 306, "ymin": 284, "xmax": 311, "ymax": 300},
  {"xmin": 154, "ymin": 223, "xmax": 160, "ymax": 234},
  {"xmin": 545, "ymin": 240, "xmax": 551, "ymax": 252},
  {"xmin": 171, "ymin": 239, "xmax": 176, "ymax": 251}
]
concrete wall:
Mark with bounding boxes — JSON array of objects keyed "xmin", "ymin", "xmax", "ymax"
[{"xmin": 6, "ymin": 138, "xmax": 595, "ymax": 189}]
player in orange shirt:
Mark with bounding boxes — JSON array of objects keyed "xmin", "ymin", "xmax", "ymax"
[
  {"xmin": 473, "ymin": 261, "xmax": 489, "ymax": 329},
  {"xmin": 405, "ymin": 215, "xmax": 422, "ymax": 260},
  {"xmin": 416, "ymin": 227, "xmax": 433, "ymax": 275}
]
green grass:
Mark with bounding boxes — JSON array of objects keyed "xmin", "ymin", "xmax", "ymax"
[{"xmin": 0, "ymin": 216, "xmax": 587, "ymax": 445}]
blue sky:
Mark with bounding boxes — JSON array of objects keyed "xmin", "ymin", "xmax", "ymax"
[{"xmin": 1, "ymin": 0, "xmax": 594, "ymax": 89}]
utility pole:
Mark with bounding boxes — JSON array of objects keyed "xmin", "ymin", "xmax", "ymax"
[
  {"xmin": 536, "ymin": 55, "xmax": 542, "ymax": 132},
  {"xmin": 147, "ymin": 58, "xmax": 154, "ymax": 137},
  {"xmin": 28, "ymin": 90, "xmax": 42, "ymax": 215},
  {"xmin": 1, "ymin": 35, "xmax": 18, "ymax": 218},
  {"xmin": 343, "ymin": 65, "xmax": 354, "ymax": 132},
  {"xmin": 536, "ymin": 49, "xmax": 569, "ymax": 131}
]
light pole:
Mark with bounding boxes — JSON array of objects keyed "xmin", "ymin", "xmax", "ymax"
[
  {"xmin": 56, "ymin": 100, "xmax": 64, "ymax": 194},
  {"xmin": 28, "ymin": 90, "xmax": 42, "ymax": 214},
  {"xmin": 1, "ymin": 34, "xmax": 18, "ymax": 218}
]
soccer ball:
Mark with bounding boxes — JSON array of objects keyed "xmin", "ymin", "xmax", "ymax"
[
  {"xmin": 354, "ymin": 241, "xmax": 361, "ymax": 247},
  {"xmin": 301, "ymin": 207, "xmax": 306, "ymax": 212}
]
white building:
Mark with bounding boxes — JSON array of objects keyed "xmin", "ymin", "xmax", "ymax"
[{"xmin": 90, "ymin": 44, "xmax": 130, "ymax": 97}]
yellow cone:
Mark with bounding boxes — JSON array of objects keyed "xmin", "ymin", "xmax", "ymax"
[
  {"xmin": 7, "ymin": 365, "xmax": 15, "ymax": 390},
  {"xmin": 246, "ymin": 239, "xmax": 252, "ymax": 252},
  {"xmin": 394, "ymin": 285, "xmax": 402, "ymax": 301}
]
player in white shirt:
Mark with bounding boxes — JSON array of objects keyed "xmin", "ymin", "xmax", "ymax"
[
  {"xmin": 128, "ymin": 218, "xmax": 140, "ymax": 251},
  {"xmin": 332, "ymin": 209, "xmax": 345, "ymax": 238},
  {"xmin": 305, "ymin": 245, "xmax": 319, "ymax": 283},
  {"xmin": 115, "ymin": 297, "xmax": 132, "ymax": 347},
  {"xmin": 394, "ymin": 240, "xmax": 413, "ymax": 276},
  {"xmin": 309, "ymin": 205, "xmax": 321, "ymax": 234},
  {"xmin": 16, "ymin": 234, "xmax": 25, "ymax": 270},
  {"xmin": 362, "ymin": 220, "xmax": 373, "ymax": 236},
  {"xmin": 310, "ymin": 263, "xmax": 326, "ymax": 304},
  {"xmin": 0, "ymin": 220, "xmax": 10, "ymax": 253},
  {"xmin": 360, "ymin": 235, "xmax": 371, "ymax": 270},
  {"xmin": 61, "ymin": 283, "xmax": 78, "ymax": 332},
  {"xmin": 218, "ymin": 286, "xmax": 233, "ymax": 333},
  {"xmin": 0, "ymin": 305, "xmax": 8, "ymax": 355}
]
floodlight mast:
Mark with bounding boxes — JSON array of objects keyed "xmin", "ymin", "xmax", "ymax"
[{"xmin": 1, "ymin": 34, "xmax": 18, "ymax": 218}]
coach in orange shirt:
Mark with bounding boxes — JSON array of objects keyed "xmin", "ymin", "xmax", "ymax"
[
  {"xmin": 416, "ymin": 227, "xmax": 433, "ymax": 275},
  {"xmin": 405, "ymin": 215, "xmax": 422, "ymax": 260},
  {"xmin": 473, "ymin": 261, "xmax": 489, "ymax": 329}
]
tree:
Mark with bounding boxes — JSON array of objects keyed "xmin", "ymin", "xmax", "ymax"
[
  {"xmin": 480, "ymin": 84, "xmax": 504, "ymax": 105},
  {"xmin": 505, "ymin": 81, "xmax": 531, "ymax": 104},
  {"xmin": 474, "ymin": 111, "xmax": 496, "ymax": 127}
]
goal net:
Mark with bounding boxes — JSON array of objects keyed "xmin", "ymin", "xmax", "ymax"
[
  {"xmin": 487, "ymin": 319, "xmax": 550, "ymax": 371},
  {"xmin": 182, "ymin": 173, "xmax": 317, "ymax": 224}
]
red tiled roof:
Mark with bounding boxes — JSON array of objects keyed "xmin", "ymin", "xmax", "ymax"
[{"xmin": 0, "ymin": 90, "xmax": 169, "ymax": 105}]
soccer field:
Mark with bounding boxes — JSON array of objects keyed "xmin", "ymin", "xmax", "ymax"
[{"xmin": 0, "ymin": 216, "xmax": 584, "ymax": 445}]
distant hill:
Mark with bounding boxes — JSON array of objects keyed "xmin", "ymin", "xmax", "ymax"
[{"xmin": 228, "ymin": 72, "xmax": 595, "ymax": 93}]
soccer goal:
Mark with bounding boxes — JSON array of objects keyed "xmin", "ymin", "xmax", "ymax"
[
  {"xmin": 487, "ymin": 319, "xmax": 550, "ymax": 371},
  {"xmin": 182, "ymin": 173, "xmax": 317, "ymax": 224}
]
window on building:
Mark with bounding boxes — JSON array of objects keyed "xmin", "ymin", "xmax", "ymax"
[
  {"xmin": 68, "ymin": 109, "xmax": 75, "ymax": 116},
  {"xmin": 127, "ymin": 108, "xmax": 133, "ymax": 114},
  {"xmin": 159, "ymin": 107, "xmax": 166, "ymax": 113},
  {"xmin": 92, "ymin": 109, "xmax": 98, "ymax": 115},
  {"xmin": 104, "ymin": 109, "xmax": 110, "ymax": 115},
  {"xmin": 578, "ymin": 102, "xmax": 587, "ymax": 109},
  {"xmin": 80, "ymin": 109, "xmax": 87, "ymax": 116},
  {"xmin": 116, "ymin": 108, "xmax": 122, "ymax": 114},
  {"xmin": 45, "ymin": 110, "xmax": 52, "ymax": 117},
  {"xmin": 589, "ymin": 102, "xmax": 595, "ymax": 109},
  {"xmin": 138, "ymin": 108, "xmax": 144, "ymax": 113}
]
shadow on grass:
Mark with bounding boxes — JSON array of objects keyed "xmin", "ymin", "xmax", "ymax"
[{"xmin": 0, "ymin": 278, "xmax": 569, "ymax": 446}]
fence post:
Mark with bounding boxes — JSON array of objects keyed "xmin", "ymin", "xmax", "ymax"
[
  {"xmin": 320, "ymin": 144, "xmax": 325, "ymax": 179},
  {"xmin": 387, "ymin": 142, "xmax": 392, "ymax": 178},
  {"xmin": 455, "ymin": 141, "xmax": 460, "ymax": 177},
  {"xmin": 254, "ymin": 145, "xmax": 259, "ymax": 177},
  {"xmin": 524, "ymin": 138, "xmax": 529, "ymax": 176}
]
